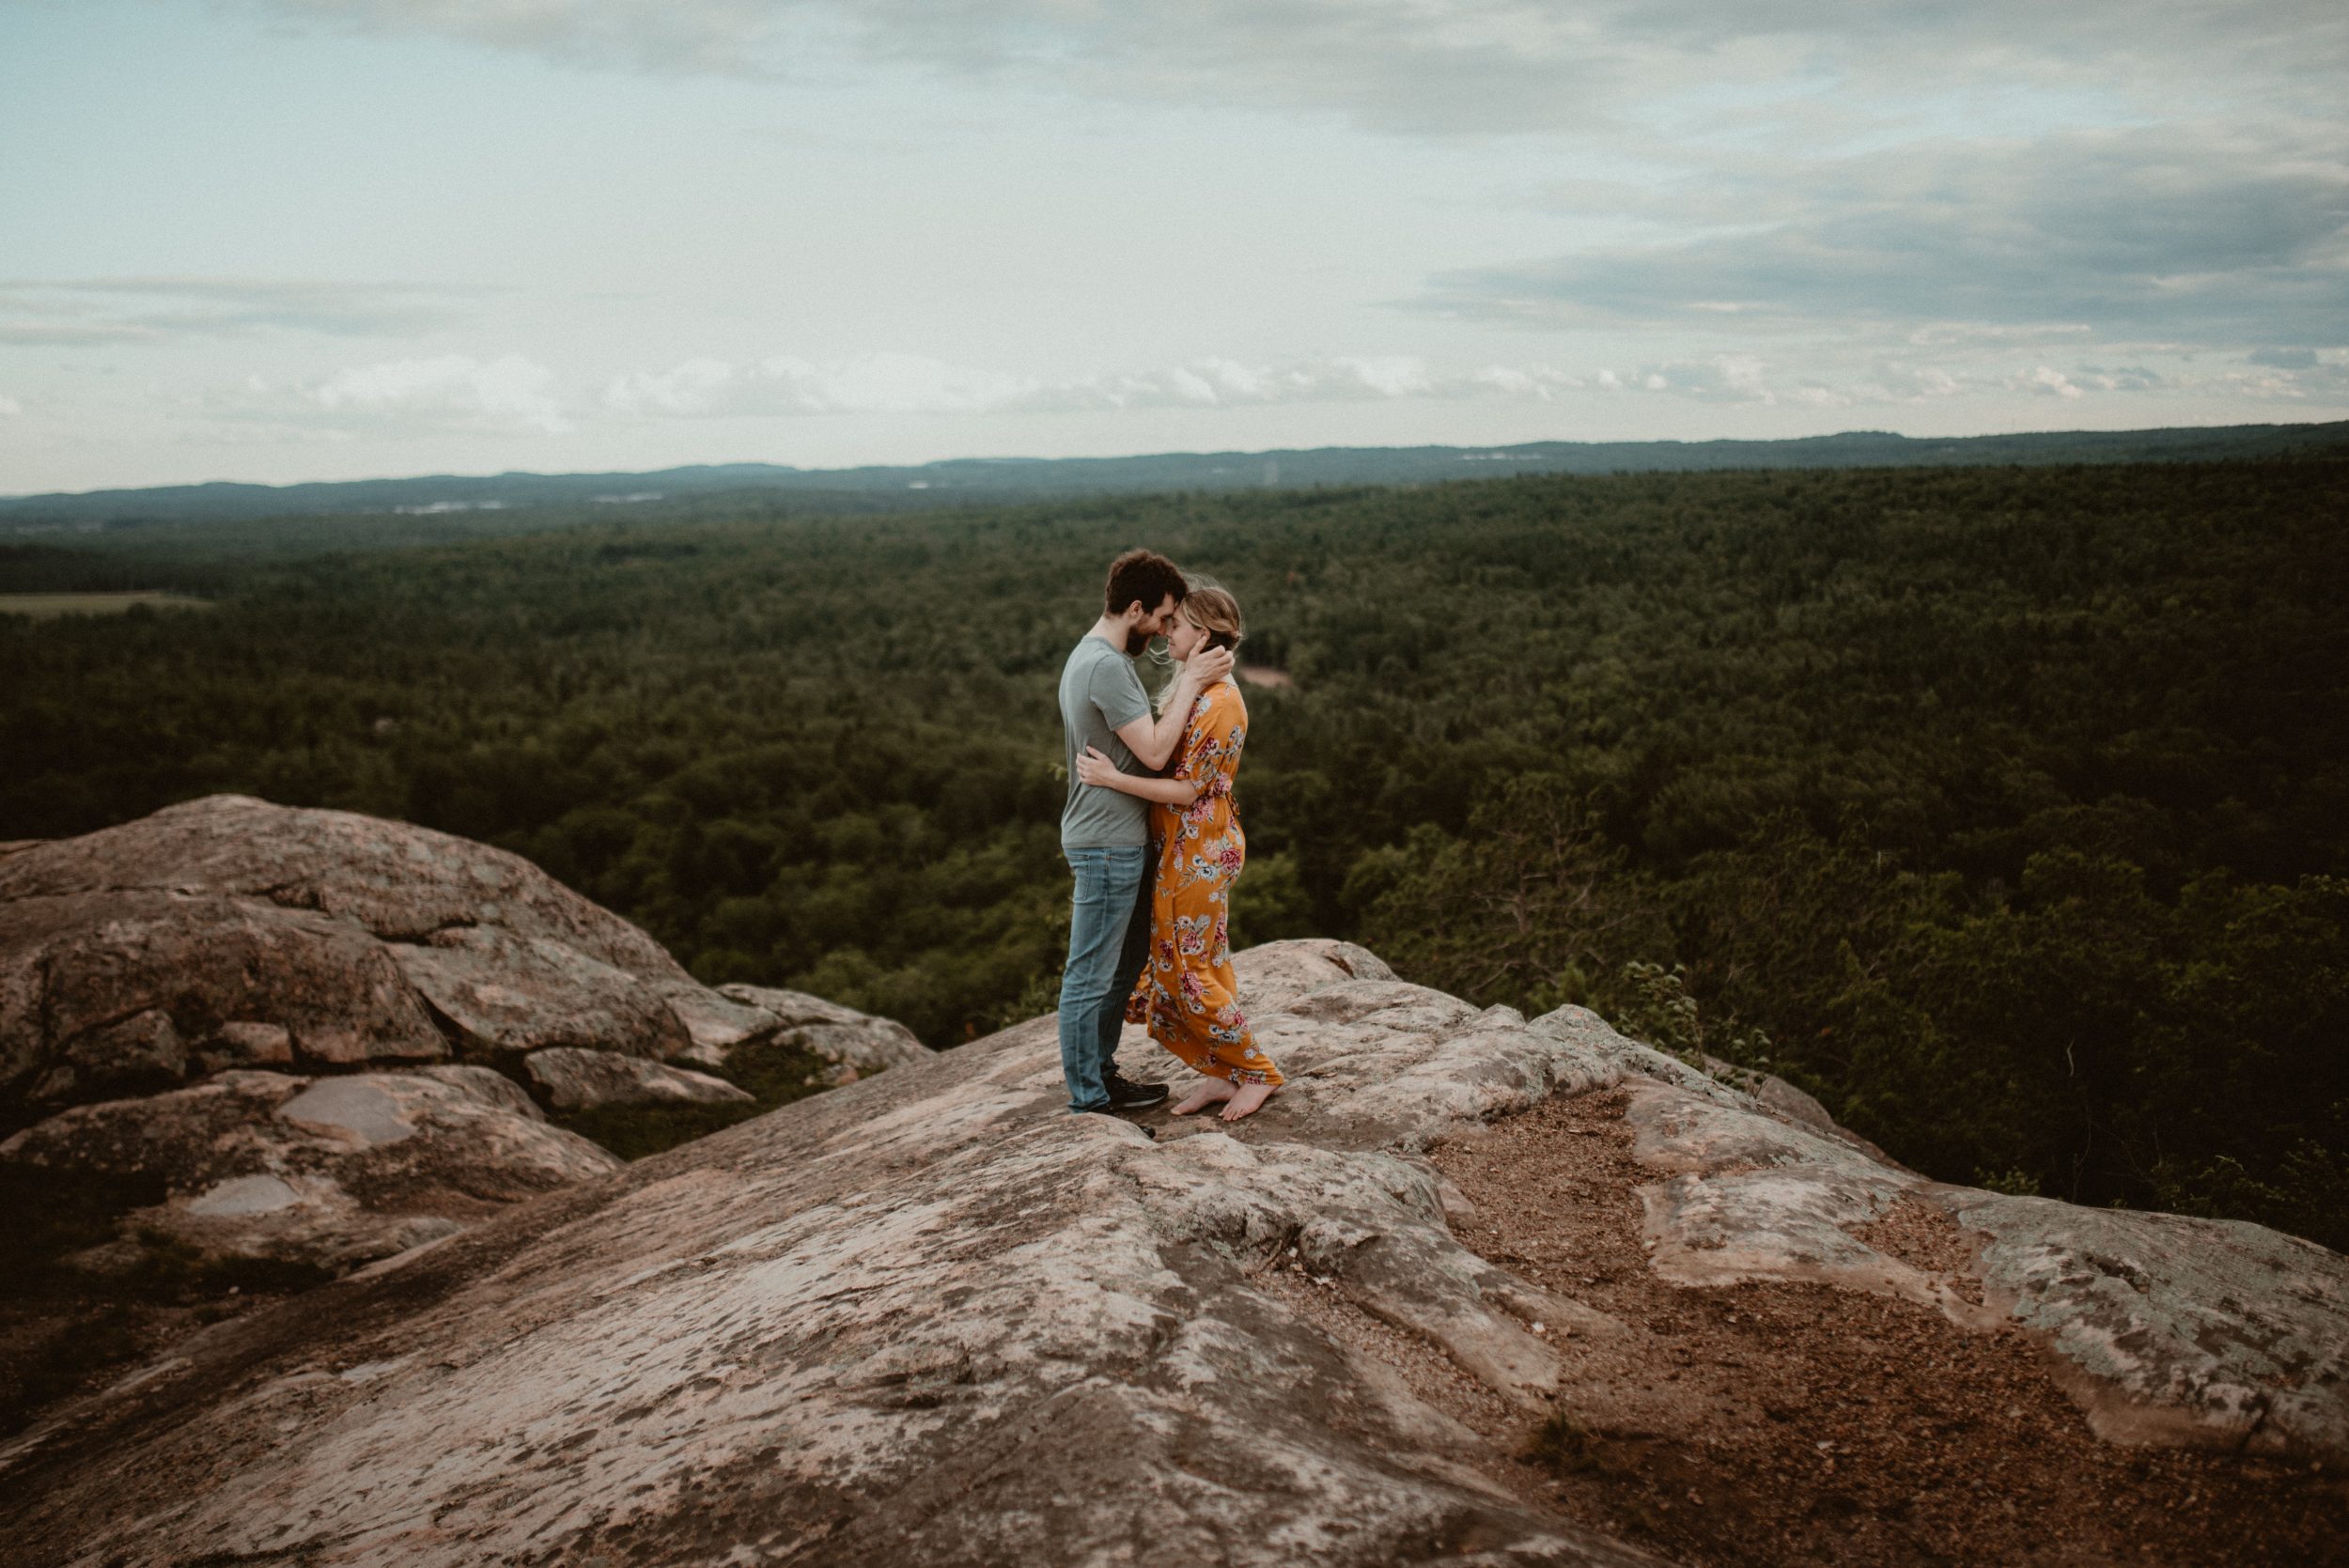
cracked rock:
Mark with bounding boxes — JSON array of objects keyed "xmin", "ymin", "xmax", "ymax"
[{"xmin": 521, "ymin": 1048, "xmax": 754, "ymax": 1112}]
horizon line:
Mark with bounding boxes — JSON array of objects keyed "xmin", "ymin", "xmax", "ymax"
[{"xmin": 8, "ymin": 415, "xmax": 2349, "ymax": 505}]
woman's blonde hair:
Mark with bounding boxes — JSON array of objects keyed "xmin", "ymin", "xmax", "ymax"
[{"xmin": 1183, "ymin": 584, "xmax": 1244, "ymax": 652}]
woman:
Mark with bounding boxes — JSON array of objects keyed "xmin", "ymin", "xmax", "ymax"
[{"xmin": 1075, "ymin": 586, "xmax": 1283, "ymax": 1121}]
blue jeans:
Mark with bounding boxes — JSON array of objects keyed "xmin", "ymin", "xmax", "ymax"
[{"xmin": 1057, "ymin": 845, "xmax": 1153, "ymax": 1112}]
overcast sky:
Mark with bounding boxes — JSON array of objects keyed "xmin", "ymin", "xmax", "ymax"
[{"xmin": 2, "ymin": 0, "xmax": 2343, "ymax": 492}]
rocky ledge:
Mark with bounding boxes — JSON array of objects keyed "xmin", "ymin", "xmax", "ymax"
[
  {"xmin": 4, "ymin": 1066, "xmax": 619, "ymax": 1272},
  {"xmin": 0, "ymin": 796, "xmax": 927, "ymax": 1276},
  {"xmin": 0, "ymin": 794, "xmax": 926, "ymax": 1116},
  {"xmin": 1, "ymin": 939, "xmax": 2340, "ymax": 1566}
]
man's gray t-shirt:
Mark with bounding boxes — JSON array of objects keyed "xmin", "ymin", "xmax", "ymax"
[{"xmin": 1060, "ymin": 634, "xmax": 1154, "ymax": 848}]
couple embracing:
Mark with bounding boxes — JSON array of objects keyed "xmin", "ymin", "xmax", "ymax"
[{"xmin": 1055, "ymin": 548, "xmax": 1283, "ymax": 1128}]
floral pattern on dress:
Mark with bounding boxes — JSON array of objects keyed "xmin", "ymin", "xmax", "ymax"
[{"xmin": 1123, "ymin": 681, "xmax": 1283, "ymax": 1086}]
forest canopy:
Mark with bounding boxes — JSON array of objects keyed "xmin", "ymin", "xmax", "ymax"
[{"xmin": 6, "ymin": 457, "xmax": 2345, "ymax": 1250}]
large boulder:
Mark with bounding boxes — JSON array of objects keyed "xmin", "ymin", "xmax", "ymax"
[
  {"xmin": 0, "ymin": 796, "xmax": 924, "ymax": 1281},
  {"xmin": 0, "ymin": 1067, "xmax": 618, "ymax": 1271},
  {"xmin": 0, "ymin": 794, "xmax": 681, "ymax": 967},
  {"xmin": 0, "ymin": 892, "xmax": 454, "ymax": 1107},
  {"xmin": 711, "ymin": 982, "xmax": 930, "ymax": 1081},
  {"xmin": 390, "ymin": 926, "xmax": 692, "ymax": 1066},
  {"xmin": 0, "ymin": 795, "xmax": 933, "ymax": 1120},
  {"xmin": 521, "ymin": 1048, "xmax": 753, "ymax": 1112},
  {"xmin": 5, "ymin": 939, "xmax": 2334, "ymax": 1565},
  {"xmin": 0, "ymin": 796, "xmax": 708, "ymax": 1119}
]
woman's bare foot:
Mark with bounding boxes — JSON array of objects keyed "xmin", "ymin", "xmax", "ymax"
[
  {"xmin": 1219, "ymin": 1081, "xmax": 1277, "ymax": 1122},
  {"xmin": 1172, "ymin": 1079, "xmax": 1237, "ymax": 1116}
]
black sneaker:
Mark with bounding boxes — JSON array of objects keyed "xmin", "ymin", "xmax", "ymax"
[{"xmin": 1102, "ymin": 1073, "xmax": 1170, "ymax": 1110}]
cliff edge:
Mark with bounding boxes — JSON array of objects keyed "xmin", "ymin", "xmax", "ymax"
[{"xmin": 3, "ymin": 930, "xmax": 2342, "ymax": 1564}]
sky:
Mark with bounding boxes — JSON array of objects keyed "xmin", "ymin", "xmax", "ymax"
[{"xmin": 1, "ymin": 0, "xmax": 2343, "ymax": 493}]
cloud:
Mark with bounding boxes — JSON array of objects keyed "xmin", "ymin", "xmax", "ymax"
[
  {"xmin": 2015, "ymin": 365, "xmax": 2087, "ymax": 399},
  {"xmin": 1623, "ymin": 354, "xmax": 1766, "ymax": 401},
  {"xmin": 1409, "ymin": 125, "xmax": 2349, "ymax": 349},
  {"xmin": 1957, "ymin": 351, "xmax": 2349, "ymax": 404},
  {"xmin": 233, "ymin": 1, "xmax": 1614, "ymax": 131},
  {"xmin": 0, "ymin": 321, "xmax": 163, "ymax": 348},
  {"xmin": 1602, "ymin": 351, "xmax": 2345, "ymax": 408},
  {"xmin": 2072, "ymin": 365, "xmax": 2168, "ymax": 393},
  {"xmin": 1576, "ymin": 353, "xmax": 1855, "ymax": 407},
  {"xmin": 2221, "ymin": 348, "xmax": 2349, "ymax": 399},
  {"xmin": 311, "ymin": 354, "xmax": 569, "ymax": 431},
  {"xmin": 603, "ymin": 351, "xmax": 1587, "ymax": 418},
  {"xmin": 168, "ymin": 339, "xmax": 2349, "ymax": 458},
  {"xmin": 0, "ymin": 278, "xmax": 475, "ymax": 347},
  {"xmin": 167, "ymin": 5, "xmax": 2343, "ymax": 437},
  {"xmin": 1862, "ymin": 362, "xmax": 1966, "ymax": 401},
  {"xmin": 0, "ymin": 395, "xmax": 22, "ymax": 417},
  {"xmin": 605, "ymin": 353, "xmax": 1029, "ymax": 416},
  {"xmin": 237, "ymin": 1, "xmax": 2348, "ymax": 135}
]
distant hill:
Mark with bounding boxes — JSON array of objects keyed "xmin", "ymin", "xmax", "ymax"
[{"xmin": 6, "ymin": 420, "xmax": 2345, "ymax": 533}]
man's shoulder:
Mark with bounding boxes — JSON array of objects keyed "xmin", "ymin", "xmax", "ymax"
[
  {"xmin": 1064, "ymin": 634, "xmax": 1119, "ymax": 670},
  {"xmin": 1076, "ymin": 639, "xmax": 1142, "ymax": 688},
  {"xmin": 1060, "ymin": 636, "xmax": 1107, "ymax": 691}
]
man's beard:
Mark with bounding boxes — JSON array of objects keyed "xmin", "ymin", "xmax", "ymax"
[{"xmin": 1125, "ymin": 627, "xmax": 1155, "ymax": 656}]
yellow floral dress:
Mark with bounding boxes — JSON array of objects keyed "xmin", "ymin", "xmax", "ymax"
[{"xmin": 1124, "ymin": 679, "xmax": 1282, "ymax": 1086}]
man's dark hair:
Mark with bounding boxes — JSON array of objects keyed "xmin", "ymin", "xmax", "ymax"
[{"xmin": 1103, "ymin": 548, "xmax": 1188, "ymax": 617}]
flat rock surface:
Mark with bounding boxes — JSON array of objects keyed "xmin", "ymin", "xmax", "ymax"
[
  {"xmin": 393, "ymin": 926, "xmax": 692, "ymax": 1064},
  {"xmin": 1, "ymin": 939, "xmax": 2342, "ymax": 1568},
  {"xmin": 1618, "ymin": 1078, "xmax": 2349, "ymax": 1464},
  {"xmin": 1950, "ymin": 1190, "xmax": 2349, "ymax": 1460}
]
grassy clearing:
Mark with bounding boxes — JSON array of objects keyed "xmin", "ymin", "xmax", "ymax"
[{"xmin": 0, "ymin": 590, "xmax": 213, "ymax": 619}]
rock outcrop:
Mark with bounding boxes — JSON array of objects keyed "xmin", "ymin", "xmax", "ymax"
[
  {"xmin": 0, "ymin": 796, "xmax": 927, "ymax": 1274},
  {"xmin": 712, "ymin": 983, "xmax": 929, "ymax": 1083},
  {"xmin": 0, "ymin": 795, "xmax": 712, "ymax": 1115},
  {"xmin": 3, "ymin": 939, "xmax": 2339, "ymax": 1566},
  {"xmin": 1599, "ymin": 1057, "xmax": 2348, "ymax": 1458},
  {"xmin": 2, "ymin": 1067, "xmax": 618, "ymax": 1271},
  {"xmin": 521, "ymin": 1048, "xmax": 753, "ymax": 1113}
]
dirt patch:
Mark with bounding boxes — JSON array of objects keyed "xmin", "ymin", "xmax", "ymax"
[
  {"xmin": 1853, "ymin": 1196, "xmax": 1985, "ymax": 1307},
  {"xmin": 1423, "ymin": 1089, "xmax": 2349, "ymax": 1567}
]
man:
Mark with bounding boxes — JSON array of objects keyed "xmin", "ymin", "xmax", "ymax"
[{"xmin": 1057, "ymin": 548, "xmax": 1235, "ymax": 1120}]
